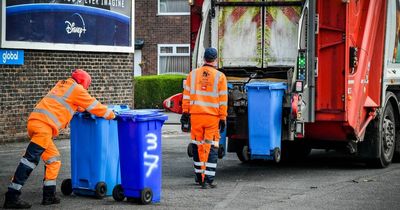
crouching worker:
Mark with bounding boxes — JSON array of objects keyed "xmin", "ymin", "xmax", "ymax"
[{"xmin": 3, "ymin": 69, "xmax": 116, "ymax": 209}]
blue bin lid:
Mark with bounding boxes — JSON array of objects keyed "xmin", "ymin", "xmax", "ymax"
[
  {"xmin": 118, "ymin": 110, "xmax": 168, "ymax": 122},
  {"xmin": 75, "ymin": 104, "xmax": 130, "ymax": 119},
  {"xmin": 245, "ymin": 82, "xmax": 287, "ymax": 90},
  {"xmin": 108, "ymin": 105, "xmax": 130, "ymax": 112}
]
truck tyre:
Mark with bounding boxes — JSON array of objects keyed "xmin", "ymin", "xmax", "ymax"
[
  {"xmin": 365, "ymin": 101, "xmax": 396, "ymax": 168},
  {"xmin": 236, "ymin": 145, "xmax": 250, "ymax": 162}
]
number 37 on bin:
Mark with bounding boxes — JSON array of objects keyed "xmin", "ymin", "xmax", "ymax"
[{"xmin": 144, "ymin": 133, "xmax": 159, "ymax": 178}]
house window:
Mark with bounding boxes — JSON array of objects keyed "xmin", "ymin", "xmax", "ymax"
[
  {"xmin": 158, "ymin": 0, "xmax": 190, "ymax": 15},
  {"xmin": 158, "ymin": 44, "xmax": 190, "ymax": 74}
]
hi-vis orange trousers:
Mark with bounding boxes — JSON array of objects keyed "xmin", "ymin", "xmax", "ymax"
[
  {"xmin": 8, "ymin": 120, "xmax": 61, "ymax": 192},
  {"xmin": 190, "ymin": 114, "xmax": 220, "ymax": 184}
]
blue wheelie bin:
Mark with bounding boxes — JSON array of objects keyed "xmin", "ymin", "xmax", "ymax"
[
  {"xmin": 246, "ymin": 82, "xmax": 286, "ymax": 162},
  {"xmin": 113, "ymin": 110, "xmax": 168, "ymax": 204},
  {"xmin": 61, "ymin": 105, "xmax": 129, "ymax": 198}
]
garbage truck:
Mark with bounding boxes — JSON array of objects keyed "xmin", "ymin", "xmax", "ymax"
[{"xmin": 164, "ymin": 0, "xmax": 400, "ymax": 168}]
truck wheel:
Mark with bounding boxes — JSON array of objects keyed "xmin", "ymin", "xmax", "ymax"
[
  {"xmin": 61, "ymin": 179, "xmax": 72, "ymax": 196},
  {"xmin": 112, "ymin": 184, "xmax": 125, "ymax": 202},
  {"xmin": 95, "ymin": 182, "xmax": 107, "ymax": 199},
  {"xmin": 366, "ymin": 102, "xmax": 396, "ymax": 168},
  {"xmin": 236, "ymin": 145, "xmax": 250, "ymax": 162},
  {"xmin": 187, "ymin": 143, "xmax": 193, "ymax": 158},
  {"xmin": 140, "ymin": 188, "xmax": 153, "ymax": 205}
]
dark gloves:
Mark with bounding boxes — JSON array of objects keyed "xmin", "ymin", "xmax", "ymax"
[
  {"xmin": 219, "ymin": 120, "xmax": 226, "ymax": 133},
  {"xmin": 180, "ymin": 113, "xmax": 191, "ymax": 132}
]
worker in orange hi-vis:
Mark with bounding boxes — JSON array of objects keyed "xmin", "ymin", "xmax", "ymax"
[
  {"xmin": 181, "ymin": 48, "xmax": 228, "ymax": 189},
  {"xmin": 3, "ymin": 69, "xmax": 116, "ymax": 209}
]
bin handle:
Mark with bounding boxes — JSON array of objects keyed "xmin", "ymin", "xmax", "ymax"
[{"xmin": 119, "ymin": 105, "xmax": 129, "ymax": 110}]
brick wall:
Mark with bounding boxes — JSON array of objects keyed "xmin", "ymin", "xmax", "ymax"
[
  {"xmin": 135, "ymin": 0, "xmax": 190, "ymax": 75},
  {"xmin": 0, "ymin": 50, "xmax": 134, "ymax": 143}
]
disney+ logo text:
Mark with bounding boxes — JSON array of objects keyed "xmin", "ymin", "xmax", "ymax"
[{"xmin": 65, "ymin": 13, "xmax": 87, "ymax": 37}]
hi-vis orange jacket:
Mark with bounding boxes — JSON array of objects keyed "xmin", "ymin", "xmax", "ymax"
[
  {"xmin": 182, "ymin": 65, "xmax": 228, "ymax": 120},
  {"xmin": 28, "ymin": 78, "xmax": 115, "ymax": 136}
]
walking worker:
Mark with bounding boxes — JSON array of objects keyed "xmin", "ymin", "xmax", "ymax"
[
  {"xmin": 3, "ymin": 69, "xmax": 116, "ymax": 209},
  {"xmin": 180, "ymin": 47, "xmax": 228, "ymax": 189}
]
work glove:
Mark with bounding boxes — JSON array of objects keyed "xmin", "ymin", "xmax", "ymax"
[
  {"xmin": 180, "ymin": 113, "xmax": 191, "ymax": 132},
  {"xmin": 219, "ymin": 120, "xmax": 226, "ymax": 133},
  {"xmin": 111, "ymin": 111, "xmax": 118, "ymax": 120},
  {"xmin": 77, "ymin": 106, "xmax": 85, "ymax": 113}
]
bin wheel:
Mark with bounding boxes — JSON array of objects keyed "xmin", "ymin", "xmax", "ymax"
[
  {"xmin": 187, "ymin": 143, "xmax": 194, "ymax": 158},
  {"xmin": 140, "ymin": 188, "xmax": 153, "ymax": 205},
  {"xmin": 273, "ymin": 148, "xmax": 281, "ymax": 163},
  {"xmin": 218, "ymin": 146, "xmax": 225, "ymax": 159},
  {"xmin": 95, "ymin": 182, "xmax": 107, "ymax": 199},
  {"xmin": 236, "ymin": 145, "xmax": 250, "ymax": 162},
  {"xmin": 112, "ymin": 184, "xmax": 125, "ymax": 202},
  {"xmin": 61, "ymin": 179, "xmax": 72, "ymax": 196}
]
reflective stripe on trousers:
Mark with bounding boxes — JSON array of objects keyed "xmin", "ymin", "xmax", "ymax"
[
  {"xmin": 204, "ymin": 146, "xmax": 218, "ymax": 183},
  {"xmin": 8, "ymin": 142, "xmax": 45, "ymax": 192},
  {"xmin": 192, "ymin": 143, "xmax": 203, "ymax": 183},
  {"xmin": 43, "ymin": 180, "xmax": 56, "ymax": 186}
]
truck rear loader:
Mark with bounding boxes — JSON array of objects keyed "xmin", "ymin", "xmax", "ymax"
[{"xmin": 165, "ymin": 0, "xmax": 400, "ymax": 168}]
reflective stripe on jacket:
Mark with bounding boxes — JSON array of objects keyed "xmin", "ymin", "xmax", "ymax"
[
  {"xmin": 28, "ymin": 78, "xmax": 115, "ymax": 136},
  {"xmin": 182, "ymin": 65, "xmax": 228, "ymax": 120}
]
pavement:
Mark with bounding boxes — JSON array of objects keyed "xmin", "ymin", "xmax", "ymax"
[
  {"xmin": 0, "ymin": 112, "xmax": 400, "ymax": 209},
  {"xmin": 161, "ymin": 112, "xmax": 184, "ymax": 136}
]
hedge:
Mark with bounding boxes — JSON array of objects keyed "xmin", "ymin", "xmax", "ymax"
[{"xmin": 134, "ymin": 74, "xmax": 186, "ymax": 109}]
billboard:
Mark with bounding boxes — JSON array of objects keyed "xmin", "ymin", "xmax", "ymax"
[{"xmin": 1, "ymin": 0, "xmax": 134, "ymax": 53}]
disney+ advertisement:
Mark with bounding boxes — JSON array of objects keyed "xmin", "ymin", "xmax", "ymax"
[{"xmin": 5, "ymin": 0, "xmax": 132, "ymax": 47}]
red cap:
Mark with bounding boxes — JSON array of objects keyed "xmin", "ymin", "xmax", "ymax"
[{"xmin": 72, "ymin": 69, "xmax": 92, "ymax": 89}]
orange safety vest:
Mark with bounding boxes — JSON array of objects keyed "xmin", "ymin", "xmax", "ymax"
[
  {"xmin": 182, "ymin": 65, "xmax": 228, "ymax": 120},
  {"xmin": 28, "ymin": 78, "xmax": 115, "ymax": 136}
]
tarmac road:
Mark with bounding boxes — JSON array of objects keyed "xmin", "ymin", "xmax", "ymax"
[{"xmin": 0, "ymin": 115, "xmax": 399, "ymax": 209}]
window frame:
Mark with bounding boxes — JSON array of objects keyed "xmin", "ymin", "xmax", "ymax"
[
  {"xmin": 157, "ymin": 0, "xmax": 190, "ymax": 16},
  {"xmin": 157, "ymin": 44, "xmax": 190, "ymax": 75}
]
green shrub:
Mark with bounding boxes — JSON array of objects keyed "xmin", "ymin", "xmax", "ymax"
[{"xmin": 134, "ymin": 74, "xmax": 186, "ymax": 109}]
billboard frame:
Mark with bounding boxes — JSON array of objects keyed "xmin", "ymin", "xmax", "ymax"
[{"xmin": 0, "ymin": 0, "xmax": 135, "ymax": 53}]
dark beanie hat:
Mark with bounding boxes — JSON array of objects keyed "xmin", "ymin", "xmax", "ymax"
[{"xmin": 204, "ymin": 47, "xmax": 218, "ymax": 62}]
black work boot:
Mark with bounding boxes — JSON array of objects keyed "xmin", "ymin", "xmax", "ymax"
[
  {"xmin": 41, "ymin": 186, "xmax": 60, "ymax": 205},
  {"xmin": 208, "ymin": 182, "xmax": 217, "ymax": 188},
  {"xmin": 3, "ymin": 189, "xmax": 32, "ymax": 209},
  {"xmin": 198, "ymin": 179, "xmax": 207, "ymax": 189}
]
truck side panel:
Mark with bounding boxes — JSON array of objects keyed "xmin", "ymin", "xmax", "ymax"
[
  {"xmin": 315, "ymin": 0, "xmax": 346, "ymax": 115},
  {"xmin": 305, "ymin": 0, "xmax": 386, "ymax": 141}
]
